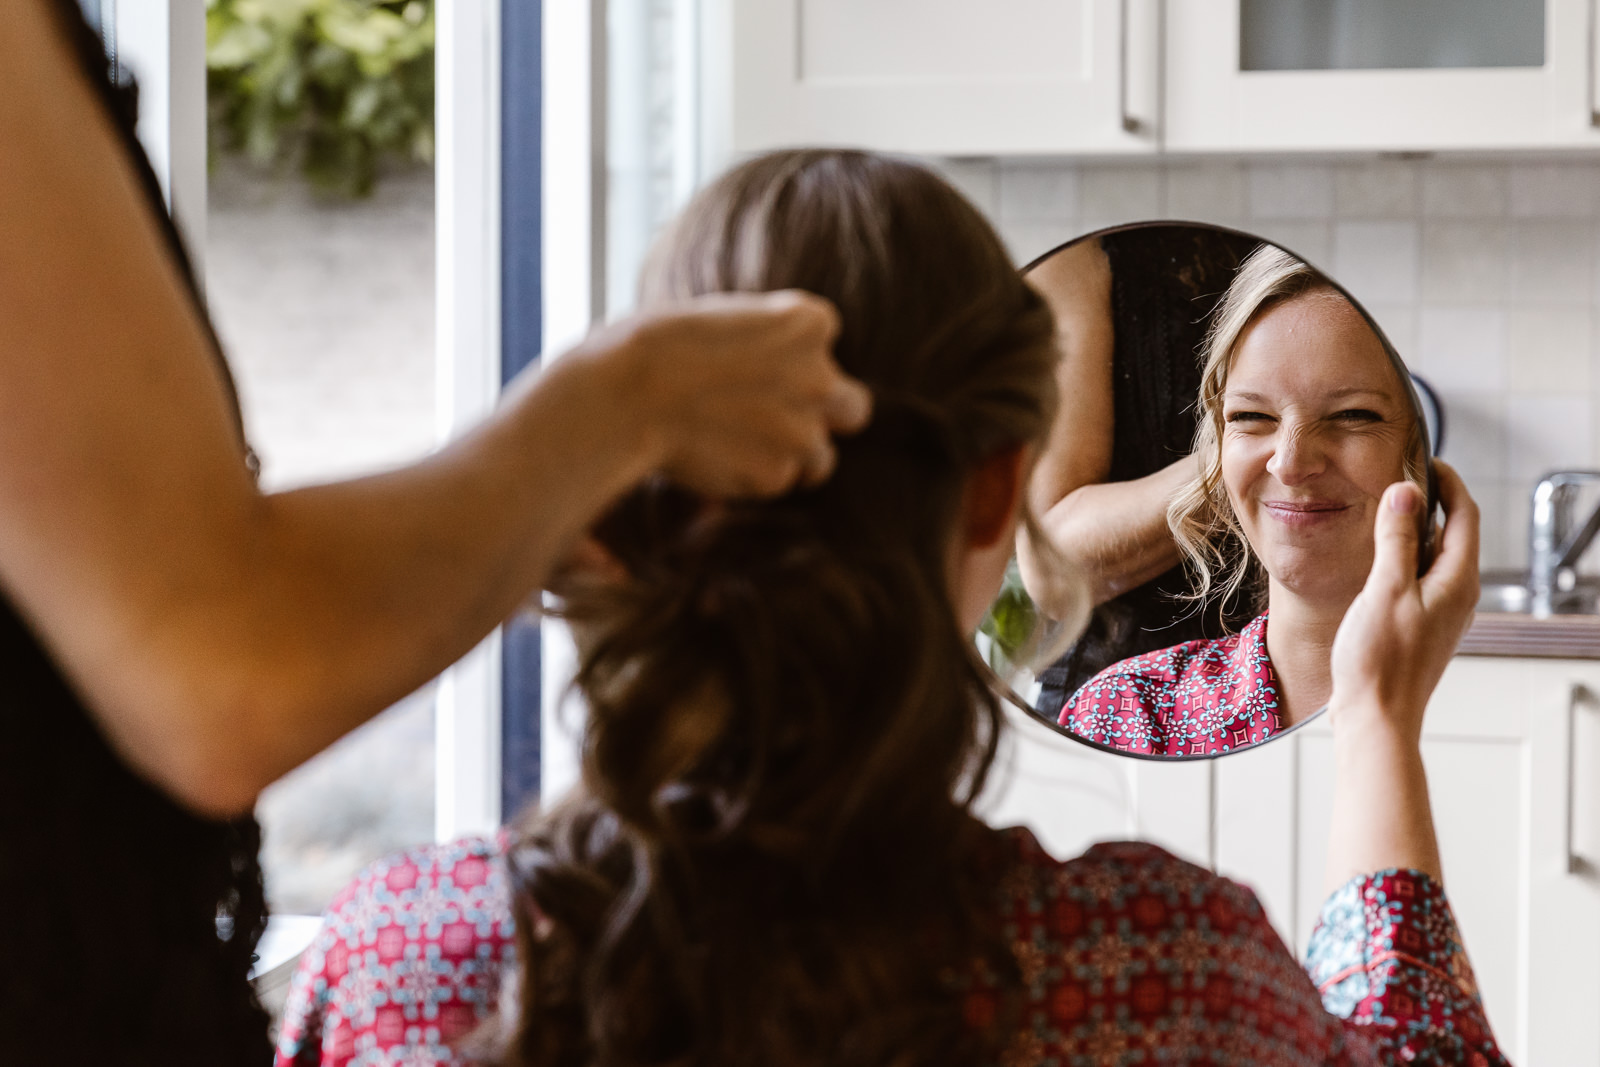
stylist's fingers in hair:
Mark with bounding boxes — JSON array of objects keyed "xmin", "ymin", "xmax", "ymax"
[
  {"xmin": 754, "ymin": 290, "xmax": 871, "ymax": 435},
  {"xmin": 614, "ymin": 290, "xmax": 871, "ymax": 497},
  {"xmin": 798, "ymin": 431, "xmax": 839, "ymax": 488}
]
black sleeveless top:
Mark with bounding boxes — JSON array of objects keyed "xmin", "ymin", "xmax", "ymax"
[
  {"xmin": 0, "ymin": 5, "xmax": 271, "ymax": 1062},
  {"xmin": 1036, "ymin": 226, "xmax": 1261, "ymax": 715}
]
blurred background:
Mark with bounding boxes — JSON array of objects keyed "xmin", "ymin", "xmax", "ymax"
[{"xmin": 204, "ymin": 0, "xmax": 437, "ymax": 916}]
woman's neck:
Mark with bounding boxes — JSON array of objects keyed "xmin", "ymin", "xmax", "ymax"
[{"xmin": 1263, "ymin": 583, "xmax": 1354, "ymax": 726}]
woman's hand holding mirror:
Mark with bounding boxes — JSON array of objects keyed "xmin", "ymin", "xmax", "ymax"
[
  {"xmin": 1322, "ymin": 461, "xmax": 1478, "ymax": 889},
  {"xmin": 1329, "ymin": 461, "xmax": 1479, "ymax": 749}
]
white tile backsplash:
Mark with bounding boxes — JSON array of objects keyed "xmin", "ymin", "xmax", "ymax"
[
  {"xmin": 1507, "ymin": 307, "xmax": 1591, "ymax": 394},
  {"xmin": 934, "ymin": 158, "xmax": 1000, "ymax": 220},
  {"xmin": 1506, "ymin": 394, "xmax": 1592, "ymax": 482},
  {"xmin": 978, "ymin": 155, "xmax": 1600, "ymax": 568},
  {"xmin": 1499, "ymin": 480, "xmax": 1533, "ymax": 574},
  {"xmin": 1247, "ymin": 163, "xmax": 1335, "ymax": 219},
  {"xmin": 1246, "ymin": 220, "xmax": 1333, "ymax": 272},
  {"xmin": 1509, "ymin": 163, "xmax": 1599, "ymax": 219},
  {"xmin": 1421, "ymin": 164, "xmax": 1507, "ymax": 218},
  {"xmin": 1003, "ymin": 223, "xmax": 1077, "ymax": 269},
  {"xmin": 996, "ymin": 162, "xmax": 1076, "ymax": 224},
  {"xmin": 1334, "ymin": 160, "xmax": 1418, "ymax": 218},
  {"xmin": 1511, "ymin": 220, "xmax": 1595, "ymax": 304},
  {"xmin": 1165, "ymin": 163, "xmax": 1247, "ymax": 223},
  {"xmin": 1419, "ymin": 307, "xmax": 1507, "ymax": 392},
  {"xmin": 1434, "ymin": 390, "xmax": 1507, "ymax": 482},
  {"xmin": 1421, "ymin": 221, "xmax": 1511, "ymax": 303},
  {"xmin": 1079, "ymin": 166, "xmax": 1163, "ymax": 224},
  {"xmin": 1333, "ymin": 221, "xmax": 1419, "ymax": 305}
]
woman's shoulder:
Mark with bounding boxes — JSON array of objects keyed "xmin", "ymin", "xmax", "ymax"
[
  {"xmin": 986, "ymin": 827, "xmax": 1356, "ymax": 1063},
  {"xmin": 274, "ymin": 835, "xmax": 517, "ymax": 1067},
  {"xmin": 323, "ymin": 833, "xmax": 509, "ymax": 915},
  {"xmin": 994, "ymin": 826, "xmax": 1264, "ymax": 917}
]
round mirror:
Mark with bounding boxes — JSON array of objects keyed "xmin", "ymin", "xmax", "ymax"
[{"xmin": 980, "ymin": 222, "xmax": 1436, "ymax": 760}]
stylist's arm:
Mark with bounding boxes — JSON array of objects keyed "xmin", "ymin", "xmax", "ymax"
[
  {"xmin": 1324, "ymin": 461, "xmax": 1479, "ymax": 889},
  {"xmin": 0, "ymin": 3, "xmax": 870, "ymax": 816}
]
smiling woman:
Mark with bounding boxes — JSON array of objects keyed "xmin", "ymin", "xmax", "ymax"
[{"xmin": 1056, "ymin": 243, "xmax": 1430, "ymax": 755}]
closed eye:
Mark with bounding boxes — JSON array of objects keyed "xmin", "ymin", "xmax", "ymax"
[
  {"xmin": 1225, "ymin": 410, "xmax": 1274, "ymax": 424},
  {"xmin": 1332, "ymin": 408, "xmax": 1383, "ymax": 423}
]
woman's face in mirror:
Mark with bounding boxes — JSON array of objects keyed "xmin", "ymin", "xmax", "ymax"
[{"xmin": 1220, "ymin": 289, "xmax": 1412, "ymax": 603}]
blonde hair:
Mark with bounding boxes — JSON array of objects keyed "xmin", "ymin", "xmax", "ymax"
[{"xmin": 1166, "ymin": 243, "xmax": 1429, "ymax": 611}]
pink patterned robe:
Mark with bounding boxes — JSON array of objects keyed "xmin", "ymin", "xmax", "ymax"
[
  {"xmin": 1059, "ymin": 613, "xmax": 1285, "ymax": 756},
  {"xmin": 274, "ymin": 828, "xmax": 1505, "ymax": 1067}
]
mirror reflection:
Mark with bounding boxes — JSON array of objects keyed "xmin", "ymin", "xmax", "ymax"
[{"xmin": 989, "ymin": 223, "xmax": 1432, "ymax": 759}]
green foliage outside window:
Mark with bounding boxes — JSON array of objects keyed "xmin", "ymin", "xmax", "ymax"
[{"xmin": 206, "ymin": 0, "xmax": 435, "ymax": 197}]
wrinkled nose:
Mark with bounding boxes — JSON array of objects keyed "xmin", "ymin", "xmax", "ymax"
[{"xmin": 1265, "ymin": 426, "xmax": 1326, "ymax": 485}]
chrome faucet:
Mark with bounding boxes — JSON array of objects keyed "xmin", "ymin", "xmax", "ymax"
[{"xmin": 1529, "ymin": 471, "xmax": 1600, "ymax": 615}]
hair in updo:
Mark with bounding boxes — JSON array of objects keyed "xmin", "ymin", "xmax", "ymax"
[
  {"xmin": 493, "ymin": 150, "xmax": 1063, "ymax": 1067},
  {"xmin": 1167, "ymin": 243, "xmax": 1429, "ymax": 611}
]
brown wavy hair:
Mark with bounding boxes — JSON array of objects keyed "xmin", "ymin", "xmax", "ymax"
[{"xmin": 491, "ymin": 150, "xmax": 1060, "ymax": 1067}]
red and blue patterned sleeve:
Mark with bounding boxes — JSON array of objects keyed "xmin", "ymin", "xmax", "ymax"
[
  {"xmin": 1306, "ymin": 868, "xmax": 1506, "ymax": 1066},
  {"xmin": 272, "ymin": 835, "xmax": 518, "ymax": 1067}
]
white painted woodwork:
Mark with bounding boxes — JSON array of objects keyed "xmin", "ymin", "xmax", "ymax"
[
  {"xmin": 1292, "ymin": 658, "xmax": 1600, "ymax": 1067},
  {"xmin": 1167, "ymin": 0, "xmax": 1600, "ymax": 153},
  {"xmin": 715, "ymin": 0, "xmax": 1160, "ymax": 161},
  {"xmin": 982, "ymin": 655, "xmax": 1600, "ymax": 1065},
  {"xmin": 115, "ymin": 0, "xmax": 207, "ymax": 274},
  {"xmin": 540, "ymin": 0, "xmax": 608, "ymax": 805},
  {"xmin": 434, "ymin": 0, "xmax": 505, "ymax": 841},
  {"xmin": 711, "ymin": 0, "xmax": 1600, "ymax": 156}
]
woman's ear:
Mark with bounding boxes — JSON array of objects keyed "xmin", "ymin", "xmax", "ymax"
[{"xmin": 963, "ymin": 445, "xmax": 1029, "ymax": 549}]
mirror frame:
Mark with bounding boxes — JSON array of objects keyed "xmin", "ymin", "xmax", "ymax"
[{"xmin": 989, "ymin": 219, "xmax": 1439, "ymax": 761}]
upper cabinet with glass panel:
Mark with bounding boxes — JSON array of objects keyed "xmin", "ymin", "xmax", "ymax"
[
  {"xmin": 711, "ymin": 0, "xmax": 1600, "ymax": 159},
  {"xmin": 1168, "ymin": 0, "xmax": 1600, "ymax": 152},
  {"xmin": 1239, "ymin": 0, "xmax": 1545, "ymax": 72}
]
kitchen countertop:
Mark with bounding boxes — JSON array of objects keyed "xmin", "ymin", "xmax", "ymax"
[{"xmin": 1458, "ymin": 612, "xmax": 1600, "ymax": 659}]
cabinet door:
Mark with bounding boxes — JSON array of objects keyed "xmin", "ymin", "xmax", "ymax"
[
  {"xmin": 1167, "ymin": 0, "xmax": 1600, "ymax": 152},
  {"xmin": 1291, "ymin": 659, "xmax": 1600, "ymax": 1066},
  {"xmin": 718, "ymin": 0, "xmax": 1160, "ymax": 157}
]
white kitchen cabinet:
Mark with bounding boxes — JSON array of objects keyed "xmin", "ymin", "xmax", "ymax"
[
  {"xmin": 983, "ymin": 654, "xmax": 1600, "ymax": 1065},
  {"xmin": 710, "ymin": 0, "xmax": 1600, "ymax": 158},
  {"xmin": 1288, "ymin": 657, "xmax": 1600, "ymax": 1066},
  {"xmin": 1166, "ymin": 0, "xmax": 1600, "ymax": 153},
  {"xmin": 707, "ymin": 0, "xmax": 1160, "ymax": 159}
]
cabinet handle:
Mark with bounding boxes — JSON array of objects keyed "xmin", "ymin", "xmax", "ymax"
[
  {"xmin": 1568, "ymin": 685, "xmax": 1597, "ymax": 876},
  {"xmin": 1590, "ymin": 0, "xmax": 1600, "ymax": 126},
  {"xmin": 1119, "ymin": 0, "xmax": 1144, "ymax": 134}
]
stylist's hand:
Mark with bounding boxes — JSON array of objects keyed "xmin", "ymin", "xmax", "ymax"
[
  {"xmin": 591, "ymin": 290, "xmax": 872, "ymax": 497},
  {"xmin": 1329, "ymin": 460, "xmax": 1480, "ymax": 744}
]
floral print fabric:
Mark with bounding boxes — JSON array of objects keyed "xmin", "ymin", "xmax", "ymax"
[
  {"xmin": 1058, "ymin": 612, "xmax": 1283, "ymax": 756},
  {"xmin": 1307, "ymin": 868, "xmax": 1501, "ymax": 1064},
  {"xmin": 275, "ymin": 830, "xmax": 1505, "ymax": 1066},
  {"xmin": 273, "ymin": 836, "xmax": 516, "ymax": 1067}
]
